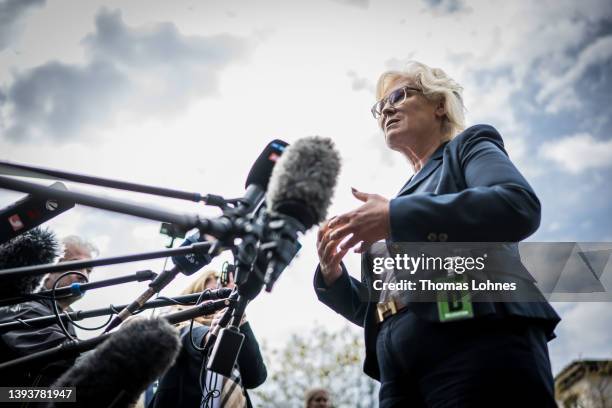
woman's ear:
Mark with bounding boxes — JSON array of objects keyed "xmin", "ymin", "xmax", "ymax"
[{"xmin": 435, "ymin": 100, "xmax": 445, "ymax": 118}]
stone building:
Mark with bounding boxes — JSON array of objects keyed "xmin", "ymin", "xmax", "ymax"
[{"xmin": 555, "ymin": 360, "xmax": 612, "ymax": 408}]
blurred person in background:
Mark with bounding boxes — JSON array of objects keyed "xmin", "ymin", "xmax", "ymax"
[
  {"xmin": 149, "ymin": 268, "xmax": 267, "ymax": 408},
  {"xmin": 0, "ymin": 235, "xmax": 98, "ymax": 387},
  {"xmin": 40, "ymin": 235, "xmax": 98, "ymax": 311},
  {"xmin": 305, "ymin": 388, "xmax": 332, "ymax": 408}
]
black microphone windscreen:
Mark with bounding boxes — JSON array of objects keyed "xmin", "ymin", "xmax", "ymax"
[
  {"xmin": 245, "ymin": 139, "xmax": 288, "ymax": 190},
  {"xmin": 266, "ymin": 136, "xmax": 341, "ymax": 229},
  {"xmin": 0, "ymin": 227, "xmax": 58, "ymax": 297},
  {"xmin": 51, "ymin": 318, "xmax": 180, "ymax": 408}
]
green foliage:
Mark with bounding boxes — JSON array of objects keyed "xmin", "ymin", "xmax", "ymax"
[{"xmin": 252, "ymin": 323, "xmax": 378, "ymax": 407}]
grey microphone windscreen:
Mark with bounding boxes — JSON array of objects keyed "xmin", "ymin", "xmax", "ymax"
[
  {"xmin": 266, "ymin": 136, "xmax": 341, "ymax": 229},
  {"xmin": 51, "ymin": 318, "xmax": 180, "ymax": 408}
]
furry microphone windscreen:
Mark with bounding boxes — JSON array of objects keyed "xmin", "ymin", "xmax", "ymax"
[
  {"xmin": 266, "ymin": 136, "xmax": 341, "ymax": 229},
  {"xmin": 51, "ymin": 318, "xmax": 180, "ymax": 408},
  {"xmin": 0, "ymin": 227, "xmax": 58, "ymax": 297}
]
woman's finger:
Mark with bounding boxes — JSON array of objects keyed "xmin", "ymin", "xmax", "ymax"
[
  {"xmin": 328, "ymin": 213, "xmax": 350, "ymax": 229},
  {"xmin": 351, "ymin": 188, "xmax": 370, "ymax": 202},
  {"xmin": 317, "ymin": 224, "xmax": 340, "ymax": 256},
  {"xmin": 317, "ymin": 225, "xmax": 325, "ymax": 245},
  {"xmin": 330, "ymin": 244, "xmax": 350, "ymax": 266},
  {"xmin": 329, "ymin": 222, "xmax": 354, "ymax": 242},
  {"xmin": 317, "ymin": 219, "xmax": 333, "ymax": 244},
  {"xmin": 317, "ymin": 228, "xmax": 334, "ymax": 257},
  {"xmin": 339, "ymin": 233, "xmax": 362, "ymax": 252},
  {"xmin": 322, "ymin": 236, "xmax": 343, "ymax": 262}
]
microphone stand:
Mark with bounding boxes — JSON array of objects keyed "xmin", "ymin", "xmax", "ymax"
[
  {"xmin": 204, "ymin": 213, "xmax": 302, "ymax": 377},
  {"xmin": 0, "ymin": 270, "xmax": 157, "ymax": 307},
  {"xmin": 204, "ymin": 232, "xmax": 267, "ymax": 377},
  {"xmin": 0, "ymin": 160, "xmax": 250, "ymax": 208},
  {"xmin": 0, "ymin": 175, "xmax": 219, "ymax": 231},
  {"xmin": 0, "ymin": 289, "xmax": 233, "ymax": 334},
  {"xmin": 0, "ymin": 241, "xmax": 214, "ymax": 280},
  {"xmin": 0, "ymin": 297, "xmax": 235, "ymax": 373},
  {"xmin": 0, "ymin": 175, "xmax": 255, "ymax": 242},
  {"xmin": 0, "ymin": 159, "xmax": 216, "ymax": 203}
]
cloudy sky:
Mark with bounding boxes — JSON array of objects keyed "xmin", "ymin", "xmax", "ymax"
[{"xmin": 1, "ymin": 0, "xmax": 611, "ymax": 377}]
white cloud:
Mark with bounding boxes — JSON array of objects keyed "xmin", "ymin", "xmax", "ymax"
[
  {"xmin": 540, "ymin": 133, "xmax": 612, "ymax": 174},
  {"xmin": 347, "ymin": 70, "xmax": 374, "ymax": 93},
  {"xmin": 331, "ymin": 0, "xmax": 370, "ymax": 8},
  {"xmin": 420, "ymin": 0, "xmax": 468, "ymax": 15},
  {"xmin": 0, "ymin": 7, "xmax": 250, "ymax": 142},
  {"xmin": 537, "ymin": 35, "xmax": 612, "ymax": 113},
  {"xmin": 0, "ymin": 0, "xmax": 45, "ymax": 51}
]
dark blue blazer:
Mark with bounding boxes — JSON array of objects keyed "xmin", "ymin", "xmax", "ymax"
[{"xmin": 314, "ymin": 124, "xmax": 560, "ymax": 380}]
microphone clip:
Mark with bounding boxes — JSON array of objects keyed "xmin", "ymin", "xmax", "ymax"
[{"xmin": 259, "ymin": 213, "xmax": 304, "ymax": 292}]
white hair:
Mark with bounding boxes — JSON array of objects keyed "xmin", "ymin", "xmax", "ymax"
[
  {"xmin": 376, "ymin": 61, "xmax": 466, "ymax": 140},
  {"xmin": 61, "ymin": 235, "xmax": 99, "ymax": 259}
]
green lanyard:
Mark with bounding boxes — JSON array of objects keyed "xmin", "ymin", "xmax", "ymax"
[{"xmin": 436, "ymin": 273, "xmax": 474, "ymax": 322}]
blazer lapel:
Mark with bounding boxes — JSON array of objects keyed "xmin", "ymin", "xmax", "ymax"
[{"xmin": 397, "ymin": 142, "xmax": 447, "ymax": 196}]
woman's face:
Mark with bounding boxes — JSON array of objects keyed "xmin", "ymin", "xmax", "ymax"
[{"xmin": 378, "ymin": 78, "xmax": 442, "ymax": 151}]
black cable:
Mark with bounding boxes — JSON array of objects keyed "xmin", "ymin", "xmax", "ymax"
[
  {"xmin": 188, "ymin": 290, "xmax": 210, "ymax": 353},
  {"xmin": 184, "ymin": 288, "xmax": 220, "ymax": 407},
  {"xmin": 51, "ymin": 271, "xmax": 88, "ymax": 341},
  {"xmin": 154, "ymin": 296, "xmax": 197, "ymax": 307},
  {"xmin": 50, "ymin": 271, "xmax": 126, "ymax": 334},
  {"xmin": 201, "ymin": 347, "xmax": 220, "ymax": 408},
  {"xmin": 17, "ymin": 292, "xmax": 74, "ymax": 301},
  {"xmin": 14, "ymin": 318, "xmax": 35, "ymax": 329},
  {"xmin": 65, "ymin": 312, "xmax": 113, "ymax": 331},
  {"xmin": 132, "ymin": 308, "xmax": 146, "ymax": 316}
]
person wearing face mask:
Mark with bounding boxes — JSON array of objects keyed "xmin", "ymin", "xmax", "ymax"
[
  {"xmin": 0, "ymin": 235, "xmax": 98, "ymax": 388},
  {"xmin": 314, "ymin": 61, "xmax": 560, "ymax": 407}
]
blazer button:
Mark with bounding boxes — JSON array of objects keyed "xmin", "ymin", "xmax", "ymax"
[
  {"xmin": 427, "ymin": 233, "xmax": 437, "ymax": 241},
  {"xmin": 439, "ymin": 233, "xmax": 448, "ymax": 242}
]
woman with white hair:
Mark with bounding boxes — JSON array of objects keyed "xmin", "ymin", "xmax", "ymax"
[{"xmin": 314, "ymin": 62, "xmax": 559, "ymax": 407}]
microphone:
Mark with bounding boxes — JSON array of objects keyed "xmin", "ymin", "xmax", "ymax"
[
  {"xmin": 205, "ymin": 137, "xmax": 340, "ymax": 377},
  {"xmin": 238, "ymin": 139, "xmax": 288, "ymax": 213},
  {"xmin": 0, "ymin": 288, "xmax": 233, "ymax": 334},
  {"xmin": 0, "ymin": 227, "xmax": 59, "ymax": 300},
  {"xmin": 50, "ymin": 318, "xmax": 180, "ymax": 408},
  {"xmin": 0, "ymin": 181, "xmax": 74, "ymax": 244},
  {"xmin": 104, "ymin": 139, "xmax": 288, "ymax": 332},
  {"xmin": 197, "ymin": 139, "xmax": 288, "ymax": 239},
  {"xmin": 266, "ymin": 136, "xmax": 340, "ymax": 228},
  {"xmin": 263, "ymin": 136, "xmax": 341, "ymax": 290},
  {"xmin": 0, "ymin": 270, "xmax": 157, "ymax": 308},
  {"xmin": 101, "ymin": 235, "xmax": 215, "ymax": 333},
  {"xmin": 170, "ymin": 230, "xmax": 213, "ymax": 276},
  {"xmin": 0, "ymin": 159, "xmax": 205, "ymax": 202}
]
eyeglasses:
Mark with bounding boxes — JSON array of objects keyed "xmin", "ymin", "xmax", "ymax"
[{"xmin": 371, "ymin": 86, "xmax": 421, "ymax": 119}]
